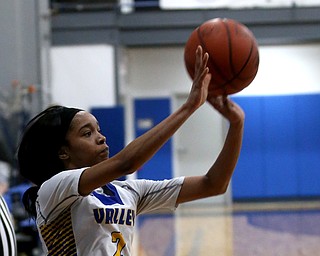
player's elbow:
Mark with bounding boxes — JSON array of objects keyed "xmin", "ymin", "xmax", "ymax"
[
  {"xmin": 216, "ymin": 184, "xmax": 229, "ymax": 195},
  {"xmin": 206, "ymin": 180, "xmax": 230, "ymax": 197}
]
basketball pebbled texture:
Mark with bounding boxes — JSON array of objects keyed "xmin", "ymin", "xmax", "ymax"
[{"xmin": 184, "ymin": 18, "xmax": 260, "ymax": 95}]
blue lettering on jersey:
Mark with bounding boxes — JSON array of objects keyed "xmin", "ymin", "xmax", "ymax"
[
  {"xmin": 93, "ymin": 208, "xmax": 136, "ymax": 226},
  {"xmin": 92, "ymin": 183, "xmax": 135, "ymax": 226}
]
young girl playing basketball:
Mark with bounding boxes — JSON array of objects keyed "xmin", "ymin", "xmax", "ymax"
[{"xmin": 18, "ymin": 46, "xmax": 244, "ymax": 255}]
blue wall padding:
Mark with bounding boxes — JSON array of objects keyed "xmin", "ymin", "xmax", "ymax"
[
  {"xmin": 231, "ymin": 97, "xmax": 266, "ymax": 198},
  {"xmin": 232, "ymin": 94, "xmax": 320, "ymax": 200},
  {"xmin": 296, "ymin": 95, "xmax": 320, "ymax": 195},
  {"xmin": 134, "ymin": 98, "xmax": 172, "ymax": 180}
]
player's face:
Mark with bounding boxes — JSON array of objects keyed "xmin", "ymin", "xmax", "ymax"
[{"xmin": 63, "ymin": 111, "xmax": 109, "ymax": 169}]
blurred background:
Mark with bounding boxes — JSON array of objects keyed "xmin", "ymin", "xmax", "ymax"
[{"xmin": 0, "ymin": 0, "xmax": 320, "ymax": 255}]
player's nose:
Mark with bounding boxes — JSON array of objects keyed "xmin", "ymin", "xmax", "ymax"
[{"xmin": 98, "ymin": 134, "xmax": 106, "ymax": 145}]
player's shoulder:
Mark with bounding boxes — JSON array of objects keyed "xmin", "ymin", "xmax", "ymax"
[{"xmin": 112, "ymin": 177, "xmax": 184, "ymax": 193}]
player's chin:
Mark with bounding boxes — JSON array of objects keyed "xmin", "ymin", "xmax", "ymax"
[{"xmin": 97, "ymin": 154, "xmax": 109, "ymax": 163}]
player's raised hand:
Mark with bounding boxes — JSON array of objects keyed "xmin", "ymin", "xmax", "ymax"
[{"xmin": 185, "ymin": 46, "xmax": 212, "ymax": 111}]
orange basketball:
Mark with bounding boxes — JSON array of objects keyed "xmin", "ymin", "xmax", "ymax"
[{"xmin": 184, "ymin": 18, "xmax": 260, "ymax": 95}]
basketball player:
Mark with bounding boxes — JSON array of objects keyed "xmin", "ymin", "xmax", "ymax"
[{"xmin": 17, "ymin": 46, "xmax": 244, "ymax": 255}]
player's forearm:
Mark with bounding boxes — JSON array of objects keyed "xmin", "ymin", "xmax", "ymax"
[
  {"xmin": 116, "ymin": 103, "xmax": 196, "ymax": 173},
  {"xmin": 205, "ymin": 120, "xmax": 244, "ymax": 194}
]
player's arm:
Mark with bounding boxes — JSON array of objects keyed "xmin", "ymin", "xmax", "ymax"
[
  {"xmin": 78, "ymin": 46, "xmax": 211, "ymax": 196},
  {"xmin": 176, "ymin": 96, "xmax": 244, "ymax": 204}
]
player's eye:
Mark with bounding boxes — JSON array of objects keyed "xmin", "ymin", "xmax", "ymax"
[{"xmin": 84, "ymin": 131, "xmax": 92, "ymax": 137}]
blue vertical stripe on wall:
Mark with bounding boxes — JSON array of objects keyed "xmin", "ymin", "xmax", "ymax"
[
  {"xmin": 134, "ymin": 98, "xmax": 172, "ymax": 180},
  {"xmin": 232, "ymin": 94, "xmax": 320, "ymax": 200}
]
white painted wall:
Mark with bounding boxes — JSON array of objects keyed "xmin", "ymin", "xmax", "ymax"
[
  {"xmin": 238, "ymin": 44, "xmax": 320, "ymax": 96},
  {"xmin": 120, "ymin": 47, "xmax": 191, "ymax": 97},
  {"xmin": 123, "ymin": 44, "xmax": 320, "ymax": 97},
  {"xmin": 51, "ymin": 44, "xmax": 320, "ymax": 108},
  {"xmin": 50, "ymin": 45, "xmax": 115, "ymax": 111}
]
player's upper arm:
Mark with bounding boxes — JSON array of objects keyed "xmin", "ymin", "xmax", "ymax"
[{"xmin": 176, "ymin": 175, "xmax": 224, "ymax": 204}]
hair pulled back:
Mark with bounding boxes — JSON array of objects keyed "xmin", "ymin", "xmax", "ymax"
[{"xmin": 17, "ymin": 105, "xmax": 82, "ymax": 217}]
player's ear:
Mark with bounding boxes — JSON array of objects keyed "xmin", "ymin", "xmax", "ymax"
[{"xmin": 58, "ymin": 146, "xmax": 69, "ymax": 160}]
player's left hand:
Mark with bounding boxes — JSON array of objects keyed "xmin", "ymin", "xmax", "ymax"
[{"xmin": 207, "ymin": 94, "xmax": 245, "ymax": 125}]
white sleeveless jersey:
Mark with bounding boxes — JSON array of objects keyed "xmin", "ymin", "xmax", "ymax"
[{"xmin": 36, "ymin": 168, "xmax": 184, "ymax": 256}]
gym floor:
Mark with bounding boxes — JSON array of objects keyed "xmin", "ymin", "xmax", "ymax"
[{"xmin": 137, "ymin": 200, "xmax": 320, "ymax": 256}]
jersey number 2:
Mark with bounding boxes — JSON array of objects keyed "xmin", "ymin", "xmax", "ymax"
[{"xmin": 112, "ymin": 231, "xmax": 126, "ymax": 256}]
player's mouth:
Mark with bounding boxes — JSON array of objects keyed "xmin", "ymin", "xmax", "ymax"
[{"xmin": 99, "ymin": 147, "xmax": 109, "ymax": 158}]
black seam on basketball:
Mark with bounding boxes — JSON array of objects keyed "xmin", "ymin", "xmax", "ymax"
[
  {"xmin": 226, "ymin": 39, "xmax": 256, "ymax": 88},
  {"xmin": 225, "ymin": 20, "xmax": 236, "ymax": 76},
  {"xmin": 220, "ymin": 31, "xmax": 258, "ymax": 91},
  {"xmin": 196, "ymin": 25, "xmax": 229, "ymax": 87},
  {"xmin": 223, "ymin": 21, "xmax": 247, "ymax": 89}
]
